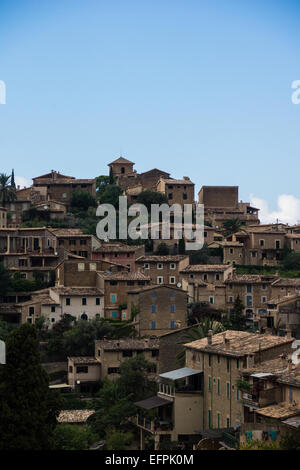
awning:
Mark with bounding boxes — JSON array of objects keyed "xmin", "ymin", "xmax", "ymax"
[
  {"xmin": 251, "ymin": 373, "xmax": 274, "ymax": 378},
  {"xmin": 134, "ymin": 396, "xmax": 172, "ymax": 410},
  {"xmin": 49, "ymin": 383, "xmax": 71, "ymax": 389},
  {"xmin": 282, "ymin": 415, "xmax": 300, "ymax": 428},
  {"xmin": 159, "ymin": 367, "xmax": 202, "ymax": 381}
]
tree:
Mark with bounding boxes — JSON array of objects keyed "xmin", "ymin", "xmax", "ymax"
[
  {"xmin": 0, "ymin": 173, "xmax": 16, "ymax": 207},
  {"xmin": 70, "ymin": 190, "xmax": 97, "ymax": 212},
  {"xmin": 105, "ymin": 427, "xmax": 133, "ymax": 450},
  {"xmin": 0, "ymin": 323, "xmax": 61, "ymax": 450},
  {"xmin": 0, "ymin": 263, "xmax": 12, "ymax": 295},
  {"xmin": 118, "ymin": 355, "xmax": 157, "ymax": 402},
  {"xmin": 189, "ymin": 243, "xmax": 210, "ymax": 264},
  {"xmin": 281, "ymin": 251, "xmax": 300, "ymax": 271},
  {"xmin": 0, "ymin": 320, "xmax": 17, "ymax": 342},
  {"xmin": 136, "ymin": 190, "xmax": 168, "ymax": 211},
  {"xmin": 279, "ymin": 426, "xmax": 300, "ymax": 450},
  {"xmin": 155, "ymin": 242, "xmax": 169, "ymax": 255},
  {"xmin": 99, "ymin": 184, "xmax": 122, "ymax": 208},
  {"xmin": 11, "ymin": 169, "xmax": 16, "ymax": 189},
  {"xmin": 229, "ymin": 295, "xmax": 247, "ymax": 330},
  {"xmin": 178, "ymin": 238, "xmax": 185, "ymax": 254},
  {"xmin": 222, "ymin": 218, "xmax": 242, "ymax": 237},
  {"xmin": 53, "ymin": 423, "xmax": 98, "ymax": 450},
  {"xmin": 109, "ymin": 167, "xmax": 115, "ymax": 185},
  {"xmin": 96, "ymin": 175, "xmax": 111, "ymax": 198}
]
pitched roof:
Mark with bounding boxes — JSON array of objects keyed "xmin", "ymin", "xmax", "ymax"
[
  {"xmin": 137, "ymin": 255, "xmax": 188, "ymax": 263},
  {"xmin": 226, "ymin": 274, "xmax": 278, "ymax": 284},
  {"xmin": 97, "ymin": 271, "xmax": 150, "ymax": 281},
  {"xmin": 181, "ymin": 264, "xmax": 232, "ymax": 273},
  {"xmin": 159, "ymin": 178, "xmax": 194, "ymax": 185},
  {"xmin": 277, "ymin": 364, "xmax": 300, "ymax": 387},
  {"xmin": 57, "ymin": 410, "xmax": 95, "ymax": 423},
  {"xmin": 255, "ymin": 403, "xmax": 300, "ymax": 420},
  {"xmin": 68, "ymin": 356, "xmax": 100, "ymax": 364},
  {"xmin": 108, "ymin": 156, "xmax": 134, "ymax": 165},
  {"xmin": 184, "ymin": 330, "xmax": 294, "ymax": 357},
  {"xmin": 127, "ymin": 284, "xmax": 187, "ymax": 294},
  {"xmin": 51, "ymin": 287, "xmax": 104, "ymax": 296},
  {"xmin": 241, "ymin": 357, "xmax": 289, "ymax": 376},
  {"xmin": 95, "ymin": 338, "xmax": 159, "ymax": 351}
]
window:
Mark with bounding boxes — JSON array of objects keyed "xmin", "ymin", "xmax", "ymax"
[
  {"xmin": 262, "ymin": 296, "xmax": 267, "ymax": 303},
  {"xmin": 69, "ymin": 239, "xmax": 76, "ymax": 245},
  {"xmin": 226, "ymin": 418, "xmax": 230, "ymax": 428},
  {"xmin": 152, "ymin": 304, "xmax": 156, "ymax": 313},
  {"xmin": 108, "ymin": 367, "xmax": 120, "ymax": 374},
  {"xmin": 122, "ymin": 350, "xmax": 133, "ymax": 357},
  {"xmin": 157, "ymin": 263, "xmax": 163, "ymax": 270},
  {"xmin": 227, "ymin": 358, "xmax": 230, "ymax": 372},
  {"xmin": 111, "ymin": 294, "xmax": 117, "ymax": 303},
  {"xmin": 208, "ymin": 376, "xmax": 212, "ymax": 391},
  {"xmin": 208, "ymin": 354, "xmax": 211, "ymax": 367},
  {"xmin": 151, "ymin": 321, "xmax": 156, "ymax": 330},
  {"xmin": 168, "ymin": 193, "xmax": 173, "ymax": 200},
  {"xmin": 78, "ymin": 263, "xmax": 85, "ymax": 271},
  {"xmin": 144, "ymin": 263, "xmax": 150, "ymax": 269},
  {"xmin": 89, "ymin": 263, "xmax": 96, "ymax": 271},
  {"xmin": 246, "ymin": 295, "xmax": 252, "ymax": 307},
  {"xmin": 170, "ymin": 320, "xmax": 175, "ymax": 329},
  {"xmin": 170, "ymin": 263, "xmax": 176, "ymax": 270},
  {"xmin": 230, "ymin": 248, "xmax": 234, "ymax": 254},
  {"xmin": 228, "ymin": 296, "xmax": 233, "ymax": 303},
  {"xmin": 66, "ymin": 298, "xmax": 71, "ymax": 306},
  {"xmin": 216, "ymin": 274, "xmax": 220, "ymax": 280},
  {"xmin": 229, "ymin": 283, "xmax": 233, "ymax": 290},
  {"xmin": 262, "ymin": 283, "xmax": 266, "ymax": 290},
  {"xmin": 111, "ymin": 311, "xmax": 118, "ymax": 318},
  {"xmin": 237, "ymin": 389, "xmax": 240, "ymax": 401},
  {"xmin": 82, "ymin": 297, "xmax": 87, "ymax": 305},
  {"xmin": 96, "ymin": 297, "xmax": 100, "ymax": 305},
  {"xmin": 259, "ymin": 239, "xmax": 265, "ymax": 247},
  {"xmin": 204, "ymin": 274, "xmax": 208, "ymax": 281},
  {"xmin": 275, "ymin": 240, "xmax": 281, "ymax": 249},
  {"xmin": 29, "ymin": 306, "xmax": 35, "ymax": 316},
  {"xmin": 76, "ymin": 366, "xmax": 88, "ymax": 373},
  {"xmin": 157, "ymin": 276, "xmax": 163, "ymax": 284},
  {"xmin": 152, "ymin": 292, "xmax": 157, "ymax": 298},
  {"xmin": 51, "ymin": 306, "xmax": 56, "ymax": 313},
  {"xmin": 226, "ymin": 382, "xmax": 230, "ymax": 398},
  {"xmin": 209, "ymin": 296, "xmax": 214, "ymax": 304},
  {"xmin": 217, "ymin": 412, "xmax": 221, "ymax": 429},
  {"xmin": 217, "ymin": 379, "xmax": 221, "ymax": 395},
  {"xmin": 251, "ymin": 251, "xmax": 257, "ymax": 258},
  {"xmin": 246, "ymin": 284, "xmax": 252, "ymax": 293},
  {"xmin": 170, "ymin": 304, "xmax": 175, "ymax": 313},
  {"xmin": 80, "ymin": 239, "xmax": 87, "ymax": 245},
  {"xmin": 81, "ymin": 313, "xmax": 88, "ymax": 320}
]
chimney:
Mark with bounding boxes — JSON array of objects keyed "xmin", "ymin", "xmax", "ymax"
[
  {"xmin": 286, "ymin": 329, "xmax": 292, "ymax": 339},
  {"xmin": 246, "ymin": 353, "xmax": 255, "ymax": 368},
  {"xmin": 207, "ymin": 330, "xmax": 213, "ymax": 346}
]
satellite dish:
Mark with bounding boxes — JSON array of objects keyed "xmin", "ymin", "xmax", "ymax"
[{"xmin": 177, "ymin": 282, "xmax": 182, "ymax": 288}]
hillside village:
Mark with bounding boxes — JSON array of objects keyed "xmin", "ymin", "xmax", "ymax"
[{"xmin": 1, "ymin": 159, "xmax": 300, "ymax": 450}]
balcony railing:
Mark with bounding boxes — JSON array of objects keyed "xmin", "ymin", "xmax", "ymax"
[
  {"xmin": 241, "ymin": 387, "xmax": 281, "ymax": 407},
  {"xmin": 136, "ymin": 415, "xmax": 173, "ymax": 432}
]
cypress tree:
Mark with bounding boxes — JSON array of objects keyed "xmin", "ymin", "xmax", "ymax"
[{"xmin": 0, "ymin": 323, "xmax": 61, "ymax": 450}]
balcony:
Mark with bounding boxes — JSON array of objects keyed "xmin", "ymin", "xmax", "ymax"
[
  {"xmin": 241, "ymin": 387, "xmax": 281, "ymax": 408},
  {"xmin": 136, "ymin": 415, "xmax": 173, "ymax": 433}
]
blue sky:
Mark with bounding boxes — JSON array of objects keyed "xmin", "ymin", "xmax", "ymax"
[{"xmin": 0, "ymin": 0, "xmax": 300, "ymax": 222}]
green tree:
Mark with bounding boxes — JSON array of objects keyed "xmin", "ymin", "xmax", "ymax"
[
  {"xmin": 230, "ymin": 295, "xmax": 247, "ymax": 330},
  {"xmin": 105, "ymin": 427, "xmax": 133, "ymax": 450},
  {"xmin": 0, "ymin": 323, "xmax": 61, "ymax": 450},
  {"xmin": 222, "ymin": 218, "xmax": 242, "ymax": 237},
  {"xmin": 281, "ymin": 251, "xmax": 300, "ymax": 270},
  {"xmin": 279, "ymin": 426, "xmax": 300, "ymax": 450},
  {"xmin": 118, "ymin": 354, "xmax": 157, "ymax": 402},
  {"xmin": 53, "ymin": 423, "xmax": 98, "ymax": 450},
  {"xmin": 189, "ymin": 243, "xmax": 210, "ymax": 264},
  {"xmin": 178, "ymin": 238, "xmax": 185, "ymax": 254},
  {"xmin": 0, "ymin": 320, "xmax": 17, "ymax": 341},
  {"xmin": 155, "ymin": 242, "xmax": 169, "ymax": 255},
  {"xmin": 100, "ymin": 184, "xmax": 122, "ymax": 208},
  {"xmin": 136, "ymin": 190, "xmax": 168, "ymax": 211},
  {"xmin": 0, "ymin": 173, "xmax": 16, "ymax": 207},
  {"xmin": 0, "ymin": 263, "xmax": 12, "ymax": 295},
  {"xmin": 96, "ymin": 175, "xmax": 111, "ymax": 198},
  {"xmin": 70, "ymin": 190, "xmax": 97, "ymax": 212}
]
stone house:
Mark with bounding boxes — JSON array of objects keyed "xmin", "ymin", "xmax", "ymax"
[
  {"xmin": 96, "ymin": 271, "xmax": 151, "ymax": 319},
  {"xmin": 127, "ymin": 285, "xmax": 187, "ymax": 336},
  {"xmin": 92, "ymin": 241, "xmax": 145, "ymax": 271},
  {"xmin": 156, "ymin": 177, "xmax": 195, "ymax": 207},
  {"xmin": 136, "ymin": 254, "xmax": 189, "ymax": 287}
]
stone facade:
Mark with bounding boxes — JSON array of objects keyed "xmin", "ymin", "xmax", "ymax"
[{"xmin": 136, "ymin": 255, "xmax": 189, "ymax": 287}]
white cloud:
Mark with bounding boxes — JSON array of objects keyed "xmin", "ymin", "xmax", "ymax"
[
  {"xmin": 15, "ymin": 176, "xmax": 32, "ymax": 189},
  {"xmin": 250, "ymin": 194, "xmax": 300, "ymax": 225}
]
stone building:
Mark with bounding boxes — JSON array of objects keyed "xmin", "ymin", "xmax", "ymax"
[
  {"xmin": 0, "ymin": 207, "xmax": 7, "ymax": 228},
  {"xmin": 156, "ymin": 177, "xmax": 195, "ymax": 207},
  {"xmin": 96, "ymin": 271, "xmax": 151, "ymax": 319},
  {"xmin": 92, "ymin": 241, "xmax": 145, "ymax": 271},
  {"xmin": 136, "ymin": 254, "xmax": 189, "ymax": 287},
  {"xmin": 198, "ymin": 186, "xmax": 259, "ymax": 228},
  {"xmin": 127, "ymin": 285, "xmax": 187, "ymax": 336}
]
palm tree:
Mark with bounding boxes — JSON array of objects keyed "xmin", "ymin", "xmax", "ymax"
[
  {"xmin": 176, "ymin": 318, "xmax": 225, "ymax": 366},
  {"xmin": 222, "ymin": 218, "xmax": 243, "ymax": 237},
  {"xmin": 0, "ymin": 173, "xmax": 16, "ymax": 207}
]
